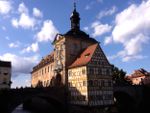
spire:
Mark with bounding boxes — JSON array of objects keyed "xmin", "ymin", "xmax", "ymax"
[
  {"xmin": 70, "ymin": 1, "xmax": 80, "ymax": 31},
  {"xmin": 74, "ymin": 1, "xmax": 76, "ymax": 10}
]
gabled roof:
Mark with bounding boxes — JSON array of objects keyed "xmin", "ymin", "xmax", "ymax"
[
  {"xmin": 68, "ymin": 43, "xmax": 98, "ymax": 68},
  {"xmin": 52, "ymin": 34, "xmax": 64, "ymax": 45},
  {"xmin": 126, "ymin": 68, "xmax": 150, "ymax": 79}
]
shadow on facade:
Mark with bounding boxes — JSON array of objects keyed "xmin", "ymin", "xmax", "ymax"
[
  {"xmin": 35, "ymin": 73, "xmax": 63, "ymax": 88},
  {"xmin": 50, "ymin": 73, "xmax": 63, "ymax": 86}
]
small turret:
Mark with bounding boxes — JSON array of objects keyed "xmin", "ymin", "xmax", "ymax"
[{"xmin": 70, "ymin": 2, "xmax": 80, "ymax": 31}]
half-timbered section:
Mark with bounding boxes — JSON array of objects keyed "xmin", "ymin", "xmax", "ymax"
[
  {"xmin": 87, "ymin": 44, "xmax": 113, "ymax": 106},
  {"xmin": 68, "ymin": 44, "xmax": 113, "ymax": 106}
]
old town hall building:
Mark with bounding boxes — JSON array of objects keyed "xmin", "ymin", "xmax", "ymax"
[{"xmin": 31, "ymin": 4, "xmax": 113, "ymax": 106}]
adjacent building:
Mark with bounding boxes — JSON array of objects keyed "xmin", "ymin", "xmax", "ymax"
[
  {"xmin": 0, "ymin": 60, "xmax": 11, "ymax": 89},
  {"xmin": 31, "ymin": 4, "xmax": 113, "ymax": 106},
  {"xmin": 125, "ymin": 68, "xmax": 150, "ymax": 85},
  {"xmin": 31, "ymin": 52, "xmax": 54, "ymax": 87}
]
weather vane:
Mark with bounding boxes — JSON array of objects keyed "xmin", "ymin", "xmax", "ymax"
[{"xmin": 73, "ymin": 0, "xmax": 77, "ymax": 10}]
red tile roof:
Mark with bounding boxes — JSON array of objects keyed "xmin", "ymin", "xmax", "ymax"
[
  {"xmin": 68, "ymin": 43, "xmax": 98, "ymax": 68},
  {"xmin": 32, "ymin": 51, "xmax": 54, "ymax": 73},
  {"xmin": 126, "ymin": 68, "xmax": 150, "ymax": 79}
]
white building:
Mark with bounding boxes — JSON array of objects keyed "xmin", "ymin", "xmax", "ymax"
[{"xmin": 0, "ymin": 60, "xmax": 11, "ymax": 89}]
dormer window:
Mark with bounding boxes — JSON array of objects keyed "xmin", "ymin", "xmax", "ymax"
[
  {"xmin": 85, "ymin": 53, "xmax": 90, "ymax": 57},
  {"xmin": 4, "ymin": 73, "xmax": 8, "ymax": 76}
]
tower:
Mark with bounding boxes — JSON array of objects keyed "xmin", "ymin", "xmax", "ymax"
[
  {"xmin": 70, "ymin": 2, "xmax": 80, "ymax": 31},
  {"xmin": 53, "ymin": 3, "xmax": 97, "ymax": 85},
  {"xmin": 32, "ymin": 2, "xmax": 113, "ymax": 107}
]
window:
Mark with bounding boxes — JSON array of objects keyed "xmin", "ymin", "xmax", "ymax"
[
  {"xmin": 101, "ymin": 80, "xmax": 104, "ymax": 87},
  {"xmin": 82, "ymin": 69, "xmax": 85, "ymax": 75},
  {"xmin": 108, "ymin": 80, "xmax": 112, "ymax": 87},
  {"xmin": 98, "ymin": 80, "xmax": 101, "ymax": 86},
  {"xmin": 88, "ymin": 80, "xmax": 93, "ymax": 87},
  {"xmin": 42, "ymin": 69, "xmax": 43, "ymax": 75},
  {"xmin": 47, "ymin": 80, "xmax": 49, "ymax": 86},
  {"xmin": 95, "ymin": 68, "xmax": 99, "ymax": 74},
  {"xmin": 4, "ymin": 73, "xmax": 8, "ymax": 75},
  {"xmin": 94, "ymin": 80, "xmax": 98, "ymax": 86},
  {"xmin": 98, "ymin": 95, "xmax": 103, "ymax": 100},
  {"xmin": 104, "ymin": 94, "xmax": 112, "ymax": 100},
  {"xmin": 51, "ymin": 65, "xmax": 53, "ymax": 71},
  {"xmin": 85, "ymin": 53, "xmax": 90, "ymax": 57},
  {"xmin": 68, "ymin": 71, "xmax": 71, "ymax": 76},
  {"xmin": 45, "ymin": 68, "xmax": 46, "ymax": 73},
  {"xmin": 106, "ymin": 69, "xmax": 110, "ymax": 75},
  {"xmin": 98, "ymin": 68, "xmax": 101, "ymax": 75},
  {"xmin": 48, "ymin": 66, "xmax": 49, "ymax": 72},
  {"xmin": 83, "ymin": 81, "xmax": 86, "ymax": 86},
  {"xmin": 89, "ymin": 68, "xmax": 94, "ymax": 74},
  {"xmin": 68, "ymin": 83, "xmax": 71, "ymax": 87},
  {"xmin": 102, "ymin": 68, "xmax": 106, "ymax": 75},
  {"xmin": 3, "ymin": 78, "xmax": 7, "ymax": 84},
  {"xmin": 44, "ymin": 81, "xmax": 46, "ymax": 86}
]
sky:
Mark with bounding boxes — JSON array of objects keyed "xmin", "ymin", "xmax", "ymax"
[{"xmin": 0, "ymin": 0, "xmax": 150, "ymax": 88}]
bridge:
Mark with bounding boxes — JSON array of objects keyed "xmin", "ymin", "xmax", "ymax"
[
  {"xmin": 113, "ymin": 85, "xmax": 150, "ymax": 113},
  {"xmin": 114, "ymin": 85, "xmax": 143, "ymax": 106},
  {"xmin": 0, "ymin": 86, "xmax": 67, "ymax": 113},
  {"xmin": 0, "ymin": 85, "xmax": 148, "ymax": 113}
]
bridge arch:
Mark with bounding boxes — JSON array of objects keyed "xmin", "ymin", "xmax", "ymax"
[
  {"xmin": 22, "ymin": 94, "xmax": 65, "ymax": 113},
  {"xmin": 114, "ymin": 91, "xmax": 136, "ymax": 113},
  {"xmin": 0, "ymin": 87, "xmax": 66, "ymax": 113}
]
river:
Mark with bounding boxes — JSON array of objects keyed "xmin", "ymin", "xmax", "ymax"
[{"xmin": 12, "ymin": 104, "xmax": 31, "ymax": 113}]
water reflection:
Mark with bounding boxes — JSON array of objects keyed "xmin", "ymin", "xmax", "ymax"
[{"xmin": 12, "ymin": 104, "xmax": 31, "ymax": 113}]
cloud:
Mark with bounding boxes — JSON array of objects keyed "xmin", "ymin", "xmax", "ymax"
[
  {"xmin": 104, "ymin": 36, "xmax": 113, "ymax": 45},
  {"xmin": 83, "ymin": 26, "xmax": 89, "ymax": 31},
  {"xmin": 11, "ymin": 2, "xmax": 40, "ymax": 29},
  {"xmin": 18, "ymin": 2, "xmax": 28, "ymax": 14},
  {"xmin": 36, "ymin": 20, "xmax": 58, "ymax": 42},
  {"xmin": 11, "ymin": 13, "xmax": 36, "ymax": 29},
  {"xmin": 97, "ymin": 6, "xmax": 117, "ymax": 19},
  {"xmin": 11, "ymin": 19, "xmax": 18, "ymax": 28},
  {"xmin": 0, "ymin": 53, "xmax": 39, "ymax": 77},
  {"xmin": 108, "ymin": 50, "xmax": 147, "ymax": 62},
  {"xmin": 85, "ymin": 5, "xmax": 91, "ymax": 10},
  {"xmin": 22, "ymin": 42, "xmax": 39, "ymax": 53},
  {"xmin": 85, "ymin": 1, "xmax": 95, "ymax": 10},
  {"xmin": 11, "ymin": 75, "xmax": 31, "ymax": 88},
  {"xmin": 25, "ymin": 79, "xmax": 31, "ymax": 85},
  {"xmin": 108, "ymin": 0, "xmax": 150, "ymax": 62},
  {"xmin": 0, "ymin": 1, "xmax": 12, "ymax": 15},
  {"xmin": 9, "ymin": 41, "xmax": 21, "ymax": 48},
  {"xmin": 85, "ymin": 0, "xmax": 102, "ymax": 10},
  {"xmin": 33, "ymin": 8, "xmax": 43, "ymax": 18},
  {"xmin": 91, "ymin": 21, "xmax": 112, "ymax": 37}
]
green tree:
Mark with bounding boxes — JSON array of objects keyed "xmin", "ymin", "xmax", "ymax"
[{"xmin": 111, "ymin": 65, "xmax": 130, "ymax": 86}]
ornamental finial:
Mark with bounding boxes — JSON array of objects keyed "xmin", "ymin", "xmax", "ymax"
[{"xmin": 74, "ymin": 0, "xmax": 76, "ymax": 10}]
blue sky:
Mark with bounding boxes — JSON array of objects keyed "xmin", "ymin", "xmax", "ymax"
[{"xmin": 0, "ymin": 0, "xmax": 150, "ymax": 88}]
